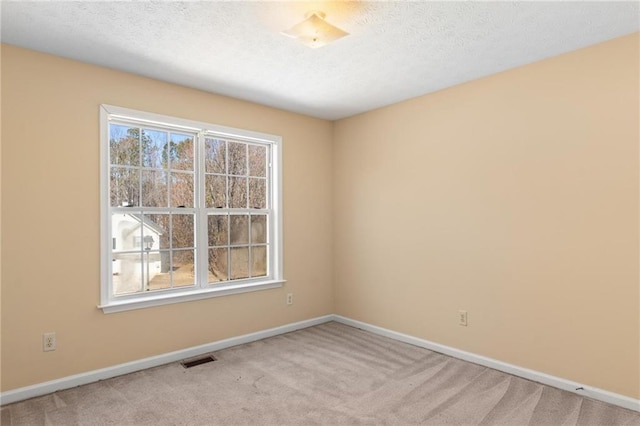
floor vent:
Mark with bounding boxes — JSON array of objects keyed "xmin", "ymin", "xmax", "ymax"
[{"xmin": 181, "ymin": 355, "xmax": 216, "ymax": 369}]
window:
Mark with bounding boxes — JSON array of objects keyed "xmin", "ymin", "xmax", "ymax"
[{"xmin": 100, "ymin": 105, "xmax": 283, "ymax": 313}]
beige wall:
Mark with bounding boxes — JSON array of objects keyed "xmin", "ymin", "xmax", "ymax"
[
  {"xmin": 0, "ymin": 45, "xmax": 333, "ymax": 391},
  {"xmin": 333, "ymin": 33, "xmax": 639, "ymax": 399},
  {"xmin": 0, "ymin": 45, "xmax": 4, "ymax": 392}
]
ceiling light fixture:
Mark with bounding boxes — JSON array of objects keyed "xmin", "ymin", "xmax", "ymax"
[{"xmin": 282, "ymin": 11, "xmax": 349, "ymax": 49}]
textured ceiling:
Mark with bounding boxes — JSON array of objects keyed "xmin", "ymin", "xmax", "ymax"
[{"xmin": 1, "ymin": 1, "xmax": 638, "ymax": 120}]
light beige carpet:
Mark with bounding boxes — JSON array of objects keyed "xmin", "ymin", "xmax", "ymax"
[{"xmin": 2, "ymin": 322, "xmax": 639, "ymax": 425}]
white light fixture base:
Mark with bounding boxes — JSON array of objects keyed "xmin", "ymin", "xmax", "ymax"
[{"xmin": 282, "ymin": 11, "xmax": 349, "ymax": 49}]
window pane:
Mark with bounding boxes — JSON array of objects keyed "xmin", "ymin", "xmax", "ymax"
[
  {"xmin": 251, "ymin": 215, "xmax": 267, "ymax": 244},
  {"xmin": 248, "ymin": 178, "xmax": 266, "ymax": 209},
  {"xmin": 230, "ymin": 247, "xmax": 249, "ymax": 280},
  {"xmin": 141, "ymin": 170, "xmax": 167, "ymax": 207},
  {"xmin": 170, "ymin": 172, "xmax": 194, "ymax": 208},
  {"xmin": 143, "ymin": 214, "xmax": 169, "ymax": 249},
  {"xmin": 112, "ymin": 213, "xmax": 134, "ymax": 252},
  {"xmin": 230, "ymin": 215, "xmax": 249, "ymax": 245},
  {"xmin": 169, "ymin": 133, "xmax": 194, "ymax": 171},
  {"xmin": 172, "ymin": 250, "xmax": 195, "ymax": 287},
  {"xmin": 112, "ymin": 252, "xmax": 143, "ymax": 295},
  {"xmin": 110, "ymin": 167, "xmax": 139, "ymax": 207},
  {"xmin": 208, "ymin": 214, "xmax": 228, "ymax": 247},
  {"xmin": 110, "ymin": 124, "xmax": 140, "ymax": 166},
  {"xmin": 205, "ymin": 174, "xmax": 226, "ymax": 208},
  {"xmin": 251, "ymin": 246, "xmax": 267, "ymax": 278},
  {"xmin": 248, "ymin": 145, "xmax": 266, "ymax": 177},
  {"xmin": 208, "ymin": 248, "xmax": 228, "ymax": 283},
  {"xmin": 229, "ymin": 176, "xmax": 247, "ymax": 208},
  {"xmin": 144, "ymin": 250, "xmax": 167, "ymax": 291},
  {"xmin": 205, "ymin": 138, "xmax": 226, "ymax": 174},
  {"xmin": 228, "ymin": 141, "xmax": 247, "ymax": 176},
  {"xmin": 172, "ymin": 214, "xmax": 194, "ymax": 248},
  {"xmin": 142, "ymin": 129, "xmax": 168, "ymax": 169}
]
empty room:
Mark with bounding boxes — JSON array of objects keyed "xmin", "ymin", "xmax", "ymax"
[{"xmin": 1, "ymin": 1, "xmax": 639, "ymax": 425}]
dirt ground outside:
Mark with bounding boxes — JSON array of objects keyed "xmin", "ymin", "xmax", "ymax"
[{"xmin": 117, "ymin": 247, "xmax": 267, "ymax": 293}]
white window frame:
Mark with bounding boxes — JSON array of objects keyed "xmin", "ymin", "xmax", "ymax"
[{"xmin": 99, "ymin": 105, "xmax": 284, "ymax": 313}]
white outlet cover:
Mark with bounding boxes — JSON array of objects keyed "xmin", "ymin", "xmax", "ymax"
[{"xmin": 43, "ymin": 332, "xmax": 56, "ymax": 352}]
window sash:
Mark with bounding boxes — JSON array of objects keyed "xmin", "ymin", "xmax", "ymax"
[{"xmin": 100, "ymin": 105, "xmax": 283, "ymax": 312}]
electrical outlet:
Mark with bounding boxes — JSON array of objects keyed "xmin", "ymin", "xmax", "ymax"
[
  {"xmin": 458, "ymin": 310, "xmax": 468, "ymax": 327},
  {"xmin": 286, "ymin": 293, "xmax": 293, "ymax": 305},
  {"xmin": 43, "ymin": 332, "xmax": 56, "ymax": 352}
]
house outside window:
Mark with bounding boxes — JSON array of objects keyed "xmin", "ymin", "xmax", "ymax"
[{"xmin": 100, "ymin": 105, "xmax": 283, "ymax": 313}]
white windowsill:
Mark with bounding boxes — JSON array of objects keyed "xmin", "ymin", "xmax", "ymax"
[{"xmin": 98, "ymin": 280, "xmax": 286, "ymax": 314}]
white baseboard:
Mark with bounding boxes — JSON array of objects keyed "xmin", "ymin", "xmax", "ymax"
[
  {"xmin": 0, "ymin": 315, "xmax": 334, "ymax": 406},
  {"xmin": 332, "ymin": 315, "xmax": 640, "ymax": 412},
  {"xmin": 2, "ymin": 314, "xmax": 638, "ymax": 413}
]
